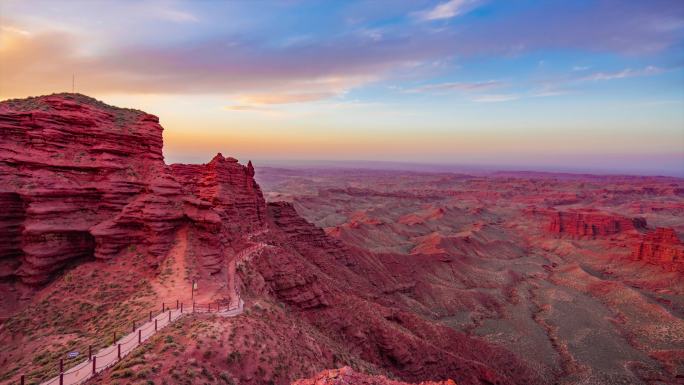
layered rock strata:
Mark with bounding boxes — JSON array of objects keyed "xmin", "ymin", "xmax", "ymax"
[
  {"xmin": 548, "ymin": 210, "xmax": 646, "ymax": 238},
  {"xmin": 632, "ymin": 227, "xmax": 684, "ymax": 271},
  {"xmin": 0, "ymin": 93, "xmax": 265, "ymax": 284}
]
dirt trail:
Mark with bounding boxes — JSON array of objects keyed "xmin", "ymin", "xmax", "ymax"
[{"xmin": 152, "ymin": 226, "xmax": 190, "ymax": 303}]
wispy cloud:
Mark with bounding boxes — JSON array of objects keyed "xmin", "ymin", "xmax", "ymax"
[
  {"xmin": 0, "ymin": 24, "xmax": 385, "ymax": 99},
  {"xmin": 416, "ymin": 0, "xmax": 478, "ymax": 21},
  {"xmin": 572, "ymin": 65, "xmax": 590, "ymax": 72},
  {"xmin": 471, "ymin": 94, "xmax": 520, "ymax": 103},
  {"xmin": 581, "ymin": 66, "xmax": 663, "ymax": 81},
  {"xmin": 223, "ymin": 105, "xmax": 265, "ymax": 111},
  {"xmin": 1, "ymin": 0, "xmax": 682, "ymax": 102},
  {"xmin": 156, "ymin": 8, "xmax": 199, "ymax": 23},
  {"xmin": 234, "ymin": 92, "xmax": 339, "ymax": 105},
  {"xmin": 406, "ymin": 80, "xmax": 503, "ymax": 93},
  {"xmin": 0, "ymin": 25, "xmax": 30, "ymax": 36},
  {"xmin": 531, "ymin": 89, "xmax": 568, "ymax": 98},
  {"xmin": 222, "ymin": 91, "xmax": 344, "ymax": 112}
]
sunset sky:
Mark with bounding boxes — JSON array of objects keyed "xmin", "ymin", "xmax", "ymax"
[{"xmin": 1, "ymin": 0, "xmax": 683, "ymax": 175}]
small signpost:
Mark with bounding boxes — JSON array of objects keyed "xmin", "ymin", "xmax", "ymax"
[{"xmin": 67, "ymin": 351, "xmax": 79, "ymax": 359}]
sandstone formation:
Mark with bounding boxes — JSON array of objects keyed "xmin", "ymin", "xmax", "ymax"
[
  {"xmin": 632, "ymin": 227, "xmax": 684, "ymax": 271},
  {"xmin": 547, "ymin": 210, "xmax": 647, "ymax": 238},
  {"xmin": 292, "ymin": 367, "xmax": 457, "ymax": 385},
  {"xmin": 10, "ymin": 93, "xmax": 683, "ymax": 385},
  {"xmin": 267, "ymin": 201, "xmax": 351, "ymax": 261},
  {"xmin": 0, "ymin": 93, "xmax": 264, "ymax": 285},
  {"xmin": 1, "ymin": 94, "xmax": 545, "ymax": 385}
]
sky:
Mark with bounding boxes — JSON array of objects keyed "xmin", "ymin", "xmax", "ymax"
[{"xmin": 1, "ymin": 0, "xmax": 683, "ymax": 176}]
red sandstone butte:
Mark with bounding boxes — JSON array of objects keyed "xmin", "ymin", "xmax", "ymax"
[
  {"xmin": 632, "ymin": 227, "xmax": 684, "ymax": 271},
  {"xmin": 0, "ymin": 93, "xmax": 264, "ymax": 285},
  {"xmin": 292, "ymin": 367, "xmax": 457, "ymax": 385},
  {"xmin": 547, "ymin": 210, "xmax": 646, "ymax": 238}
]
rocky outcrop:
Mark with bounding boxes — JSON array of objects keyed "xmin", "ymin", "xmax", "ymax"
[
  {"xmin": 0, "ymin": 93, "xmax": 265, "ymax": 284},
  {"xmin": 0, "ymin": 94, "xmax": 166, "ymax": 283},
  {"xmin": 548, "ymin": 210, "xmax": 646, "ymax": 238},
  {"xmin": 268, "ymin": 201, "xmax": 352, "ymax": 263},
  {"xmin": 170, "ymin": 154, "xmax": 266, "ymax": 235},
  {"xmin": 251, "ymin": 245, "xmax": 331, "ymax": 309},
  {"xmin": 632, "ymin": 228, "xmax": 684, "ymax": 272},
  {"xmin": 292, "ymin": 367, "xmax": 457, "ymax": 385}
]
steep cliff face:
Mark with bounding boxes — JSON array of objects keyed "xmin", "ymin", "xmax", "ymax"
[
  {"xmin": 0, "ymin": 192, "xmax": 24, "ymax": 278},
  {"xmin": 548, "ymin": 210, "xmax": 646, "ymax": 238},
  {"xmin": 632, "ymin": 228, "xmax": 684, "ymax": 271},
  {"xmin": 267, "ymin": 201, "xmax": 351, "ymax": 261},
  {"xmin": 170, "ymin": 154, "xmax": 266, "ymax": 235},
  {"xmin": 0, "ymin": 94, "xmax": 166, "ymax": 284},
  {"xmin": 0, "ymin": 93, "xmax": 265, "ymax": 285}
]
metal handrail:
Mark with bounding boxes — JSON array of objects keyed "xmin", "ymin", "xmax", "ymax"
[{"xmin": 32, "ymin": 294, "xmax": 243, "ymax": 385}]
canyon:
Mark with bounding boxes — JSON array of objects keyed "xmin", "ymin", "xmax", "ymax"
[
  {"xmin": 257, "ymin": 167, "xmax": 684, "ymax": 384},
  {"xmin": 0, "ymin": 94, "xmax": 683, "ymax": 385}
]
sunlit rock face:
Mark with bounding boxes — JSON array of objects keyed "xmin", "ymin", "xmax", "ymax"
[
  {"xmin": 547, "ymin": 210, "xmax": 647, "ymax": 238},
  {"xmin": 0, "ymin": 93, "xmax": 265, "ymax": 285},
  {"xmin": 632, "ymin": 227, "xmax": 684, "ymax": 271}
]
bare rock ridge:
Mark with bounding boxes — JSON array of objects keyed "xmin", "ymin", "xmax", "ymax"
[
  {"xmin": 632, "ymin": 227, "xmax": 684, "ymax": 271},
  {"xmin": 548, "ymin": 210, "xmax": 647, "ymax": 238},
  {"xmin": 0, "ymin": 93, "xmax": 265, "ymax": 284}
]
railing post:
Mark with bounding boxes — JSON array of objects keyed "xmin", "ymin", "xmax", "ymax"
[
  {"xmin": 155, "ymin": 319, "xmax": 158, "ymax": 331},
  {"xmin": 89, "ymin": 345, "xmax": 92, "ymax": 361},
  {"xmin": 133, "ymin": 321, "xmax": 136, "ymax": 333},
  {"xmin": 59, "ymin": 373, "xmax": 63, "ymax": 385},
  {"xmin": 181, "ymin": 302, "xmax": 183, "ymax": 313},
  {"xmin": 20, "ymin": 375, "xmax": 24, "ymax": 385},
  {"xmin": 168, "ymin": 310, "xmax": 171, "ymax": 322},
  {"xmin": 192, "ymin": 302, "xmax": 195, "ymax": 313},
  {"xmin": 162, "ymin": 302, "xmax": 165, "ymax": 312},
  {"xmin": 117, "ymin": 344, "xmax": 121, "ymax": 360},
  {"xmin": 149, "ymin": 310, "xmax": 152, "ymax": 322},
  {"xmin": 113, "ymin": 332, "xmax": 116, "ymax": 345},
  {"xmin": 138, "ymin": 329, "xmax": 142, "ymax": 344},
  {"xmin": 92, "ymin": 356, "xmax": 96, "ymax": 374},
  {"xmin": 176, "ymin": 299, "xmax": 179, "ymax": 309},
  {"xmin": 60, "ymin": 358, "xmax": 63, "ymax": 373}
]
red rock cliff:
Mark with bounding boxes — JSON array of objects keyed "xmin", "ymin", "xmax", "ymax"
[
  {"xmin": 0, "ymin": 93, "xmax": 265, "ymax": 284},
  {"xmin": 632, "ymin": 228, "xmax": 684, "ymax": 272},
  {"xmin": 548, "ymin": 210, "xmax": 646, "ymax": 238}
]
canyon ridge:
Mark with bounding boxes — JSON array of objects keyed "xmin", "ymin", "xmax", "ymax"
[{"xmin": 1, "ymin": 94, "xmax": 683, "ymax": 385}]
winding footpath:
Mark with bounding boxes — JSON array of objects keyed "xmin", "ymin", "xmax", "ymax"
[
  {"xmin": 40, "ymin": 307, "xmax": 184, "ymax": 385},
  {"xmin": 36, "ymin": 228, "xmax": 256, "ymax": 385},
  {"xmin": 39, "ymin": 301, "xmax": 244, "ymax": 385}
]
